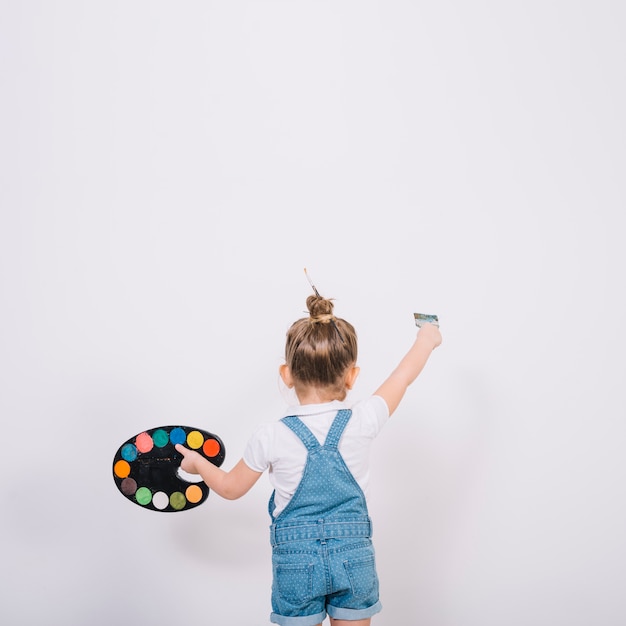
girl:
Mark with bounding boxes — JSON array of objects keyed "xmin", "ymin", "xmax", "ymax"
[{"xmin": 176, "ymin": 284, "xmax": 442, "ymax": 626}]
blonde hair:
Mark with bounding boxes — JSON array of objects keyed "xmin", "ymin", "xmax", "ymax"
[{"xmin": 285, "ymin": 294, "xmax": 358, "ymax": 399}]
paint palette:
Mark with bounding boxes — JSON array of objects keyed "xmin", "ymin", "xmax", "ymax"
[
  {"xmin": 112, "ymin": 425, "xmax": 225, "ymax": 512},
  {"xmin": 414, "ymin": 312, "xmax": 439, "ymax": 327}
]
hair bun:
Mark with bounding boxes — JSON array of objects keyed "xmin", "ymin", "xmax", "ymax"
[{"xmin": 306, "ymin": 294, "xmax": 335, "ymax": 322}]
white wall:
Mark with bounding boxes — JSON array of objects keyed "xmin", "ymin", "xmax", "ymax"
[{"xmin": 1, "ymin": 2, "xmax": 624, "ymax": 625}]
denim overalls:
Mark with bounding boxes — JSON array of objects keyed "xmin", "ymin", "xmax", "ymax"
[{"xmin": 269, "ymin": 409, "xmax": 382, "ymax": 626}]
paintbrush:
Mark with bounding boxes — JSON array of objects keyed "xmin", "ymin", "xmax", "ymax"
[{"xmin": 414, "ymin": 313, "xmax": 439, "ymax": 327}]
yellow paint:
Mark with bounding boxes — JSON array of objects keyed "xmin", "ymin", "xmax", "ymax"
[{"xmin": 186, "ymin": 430, "xmax": 204, "ymax": 449}]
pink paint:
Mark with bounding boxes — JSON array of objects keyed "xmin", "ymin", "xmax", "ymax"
[{"xmin": 135, "ymin": 431, "xmax": 154, "ymax": 453}]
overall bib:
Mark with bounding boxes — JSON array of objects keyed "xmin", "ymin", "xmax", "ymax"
[{"xmin": 269, "ymin": 409, "xmax": 382, "ymax": 626}]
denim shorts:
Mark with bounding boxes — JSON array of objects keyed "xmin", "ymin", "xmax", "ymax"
[{"xmin": 270, "ymin": 537, "xmax": 382, "ymax": 626}]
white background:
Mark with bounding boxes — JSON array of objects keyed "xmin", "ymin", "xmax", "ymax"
[{"xmin": 1, "ymin": 2, "xmax": 624, "ymax": 625}]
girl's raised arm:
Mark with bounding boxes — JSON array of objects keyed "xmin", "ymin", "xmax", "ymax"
[{"xmin": 374, "ymin": 323, "xmax": 442, "ymax": 416}]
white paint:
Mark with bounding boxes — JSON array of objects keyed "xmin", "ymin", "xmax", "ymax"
[{"xmin": 152, "ymin": 492, "xmax": 169, "ymax": 511}]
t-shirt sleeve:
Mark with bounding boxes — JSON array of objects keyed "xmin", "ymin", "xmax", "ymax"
[
  {"xmin": 242, "ymin": 422, "xmax": 272, "ymax": 473},
  {"xmin": 370, "ymin": 394, "xmax": 390, "ymax": 430},
  {"xmin": 352, "ymin": 394, "xmax": 390, "ymax": 438}
]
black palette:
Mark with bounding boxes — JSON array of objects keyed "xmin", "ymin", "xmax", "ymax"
[{"xmin": 113, "ymin": 425, "xmax": 225, "ymax": 512}]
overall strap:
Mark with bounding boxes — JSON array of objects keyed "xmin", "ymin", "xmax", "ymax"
[
  {"xmin": 324, "ymin": 409, "xmax": 353, "ymax": 449},
  {"xmin": 280, "ymin": 415, "xmax": 320, "ymax": 452}
]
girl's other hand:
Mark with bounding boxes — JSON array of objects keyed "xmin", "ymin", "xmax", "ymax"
[{"xmin": 418, "ymin": 322, "xmax": 442, "ymax": 349}]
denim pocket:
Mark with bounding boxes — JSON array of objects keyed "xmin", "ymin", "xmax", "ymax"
[
  {"xmin": 343, "ymin": 554, "xmax": 378, "ymax": 598},
  {"xmin": 274, "ymin": 562, "xmax": 314, "ymax": 604}
]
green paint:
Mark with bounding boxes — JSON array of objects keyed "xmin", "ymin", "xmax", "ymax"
[
  {"xmin": 169, "ymin": 492, "xmax": 186, "ymax": 510},
  {"xmin": 152, "ymin": 429, "xmax": 169, "ymax": 448},
  {"xmin": 135, "ymin": 487, "xmax": 152, "ymax": 506}
]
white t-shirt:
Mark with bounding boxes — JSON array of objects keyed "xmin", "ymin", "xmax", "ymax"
[{"xmin": 243, "ymin": 396, "xmax": 389, "ymax": 517}]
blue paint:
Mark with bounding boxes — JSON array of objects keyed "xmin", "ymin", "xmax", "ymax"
[
  {"xmin": 169, "ymin": 427, "xmax": 186, "ymax": 445},
  {"xmin": 121, "ymin": 443, "xmax": 138, "ymax": 462}
]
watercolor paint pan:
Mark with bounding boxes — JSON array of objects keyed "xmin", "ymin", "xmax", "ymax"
[
  {"xmin": 414, "ymin": 312, "xmax": 439, "ymax": 327},
  {"xmin": 113, "ymin": 425, "xmax": 225, "ymax": 512}
]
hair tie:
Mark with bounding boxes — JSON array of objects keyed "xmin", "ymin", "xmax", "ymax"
[{"xmin": 310, "ymin": 313, "xmax": 334, "ymax": 324}]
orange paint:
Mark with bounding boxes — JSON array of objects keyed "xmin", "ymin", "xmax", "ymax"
[
  {"xmin": 203, "ymin": 438, "xmax": 221, "ymax": 457},
  {"xmin": 186, "ymin": 484, "xmax": 203, "ymax": 503},
  {"xmin": 114, "ymin": 459, "xmax": 131, "ymax": 478}
]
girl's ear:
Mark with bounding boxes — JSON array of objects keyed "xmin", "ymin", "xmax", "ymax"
[
  {"xmin": 279, "ymin": 364, "xmax": 295, "ymax": 388},
  {"xmin": 345, "ymin": 366, "xmax": 360, "ymax": 390}
]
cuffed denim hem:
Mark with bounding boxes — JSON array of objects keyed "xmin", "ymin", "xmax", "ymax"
[
  {"xmin": 327, "ymin": 599, "xmax": 382, "ymax": 620},
  {"xmin": 270, "ymin": 609, "xmax": 326, "ymax": 626}
]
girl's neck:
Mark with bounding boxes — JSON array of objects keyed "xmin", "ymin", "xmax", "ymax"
[{"xmin": 295, "ymin": 387, "xmax": 344, "ymax": 405}]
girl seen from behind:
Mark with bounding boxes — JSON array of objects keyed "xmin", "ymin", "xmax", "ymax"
[{"xmin": 176, "ymin": 276, "xmax": 442, "ymax": 626}]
